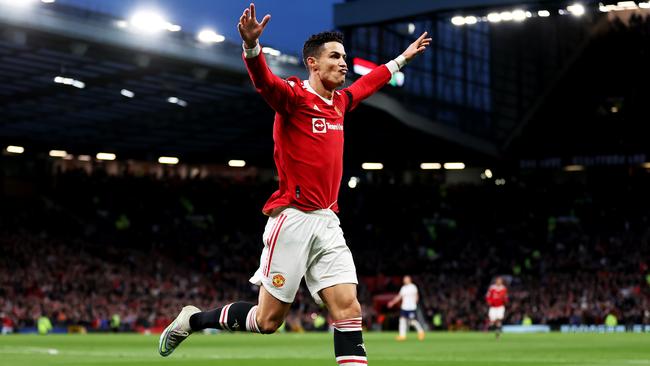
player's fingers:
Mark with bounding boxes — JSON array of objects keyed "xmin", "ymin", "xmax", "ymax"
[
  {"xmin": 243, "ymin": 8, "xmax": 250, "ymax": 20},
  {"xmin": 250, "ymin": 3, "xmax": 256, "ymax": 21},
  {"xmin": 260, "ymin": 14, "xmax": 271, "ymax": 28},
  {"xmin": 240, "ymin": 13, "xmax": 247, "ymax": 25},
  {"xmin": 416, "ymin": 31, "xmax": 428, "ymax": 41}
]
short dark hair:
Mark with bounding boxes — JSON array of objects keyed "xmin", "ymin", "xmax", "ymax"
[{"xmin": 302, "ymin": 31, "xmax": 344, "ymax": 69}]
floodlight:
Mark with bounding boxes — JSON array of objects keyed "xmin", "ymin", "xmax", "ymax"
[
  {"xmin": 6, "ymin": 145, "xmax": 24, "ymax": 154},
  {"xmin": 120, "ymin": 89, "xmax": 134, "ymax": 98},
  {"xmin": 128, "ymin": 11, "xmax": 176, "ymax": 33},
  {"xmin": 197, "ymin": 29, "xmax": 225, "ymax": 43},
  {"xmin": 348, "ymin": 177, "xmax": 359, "ymax": 189},
  {"xmin": 567, "ymin": 4, "xmax": 585, "ymax": 16},
  {"xmin": 420, "ymin": 163, "xmax": 442, "ymax": 170},
  {"xmin": 464, "ymin": 16, "xmax": 478, "ymax": 25},
  {"xmin": 500, "ymin": 11, "xmax": 514, "ymax": 21},
  {"xmin": 362, "ymin": 163, "xmax": 383, "ymax": 170},
  {"xmin": 451, "ymin": 16, "xmax": 466, "ymax": 26},
  {"xmin": 487, "ymin": 13, "xmax": 502, "ymax": 22},
  {"xmin": 158, "ymin": 156, "xmax": 179, "ymax": 165},
  {"xmin": 49, "ymin": 150, "xmax": 67, "ymax": 158},
  {"xmin": 228, "ymin": 160, "xmax": 246, "ymax": 167},
  {"xmin": 96, "ymin": 153, "xmax": 116, "ymax": 161},
  {"xmin": 443, "ymin": 162, "xmax": 465, "ymax": 170},
  {"xmin": 512, "ymin": 10, "xmax": 527, "ymax": 21}
]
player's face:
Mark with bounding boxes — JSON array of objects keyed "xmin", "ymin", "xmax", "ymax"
[{"xmin": 314, "ymin": 42, "xmax": 348, "ymax": 89}]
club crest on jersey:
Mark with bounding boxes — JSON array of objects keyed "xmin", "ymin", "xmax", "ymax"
[
  {"xmin": 272, "ymin": 274, "xmax": 286, "ymax": 288},
  {"xmin": 312, "ymin": 118, "xmax": 327, "ymax": 133}
]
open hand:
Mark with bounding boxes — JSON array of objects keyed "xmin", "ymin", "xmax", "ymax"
[
  {"xmin": 237, "ymin": 3, "xmax": 271, "ymax": 48},
  {"xmin": 402, "ymin": 32, "xmax": 432, "ymax": 62}
]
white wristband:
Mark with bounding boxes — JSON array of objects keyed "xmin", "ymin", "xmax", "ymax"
[
  {"xmin": 394, "ymin": 55, "xmax": 407, "ymax": 69},
  {"xmin": 243, "ymin": 42, "xmax": 261, "ymax": 58},
  {"xmin": 385, "ymin": 55, "xmax": 408, "ymax": 74}
]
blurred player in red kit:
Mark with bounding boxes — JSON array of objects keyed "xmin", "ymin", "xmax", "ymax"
[{"xmin": 486, "ymin": 277, "xmax": 508, "ymax": 339}]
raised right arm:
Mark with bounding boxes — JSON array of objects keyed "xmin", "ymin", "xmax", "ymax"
[{"xmin": 238, "ymin": 3, "xmax": 296, "ymax": 114}]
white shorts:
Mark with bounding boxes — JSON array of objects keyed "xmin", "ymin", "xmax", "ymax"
[
  {"xmin": 249, "ymin": 207, "xmax": 358, "ymax": 304},
  {"xmin": 488, "ymin": 306, "xmax": 505, "ymax": 322}
]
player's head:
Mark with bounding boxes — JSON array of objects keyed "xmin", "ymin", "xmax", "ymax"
[
  {"xmin": 403, "ymin": 275, "xmax": 412, "ymax": 284},
  {"xmin": 495, "ymin": 277, "xmax": 503, "ymax": 286},
  {"xmin": 302, "ymin": 31, "xmax": 348, "ymax": 89}
]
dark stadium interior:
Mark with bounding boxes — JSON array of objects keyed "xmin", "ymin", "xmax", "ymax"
[{"xmin": 1, "ymin": 0, "xmax": 650, "ymax": 339}]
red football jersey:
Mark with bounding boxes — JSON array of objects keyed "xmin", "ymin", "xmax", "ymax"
[
  {"xmin": 486, "ymin": 284, "xmax": 508, "ymax": 307},
  {"xmin": 244, "ymin": 49, "xmax": 392, "ymax": 215}
]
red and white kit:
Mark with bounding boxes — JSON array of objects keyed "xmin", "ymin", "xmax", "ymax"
[
  {"xmin": 244, "ymin": 43, "xmax": 401, "ymax": 303},
  {"xmin": 486, "ymin": 284, "xmax": 508, "ymax": 321}
]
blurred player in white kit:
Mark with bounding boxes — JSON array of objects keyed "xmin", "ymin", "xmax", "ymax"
[{"xmin": 387, "ymin": 275, "xmax": 425, "ymax": 341}]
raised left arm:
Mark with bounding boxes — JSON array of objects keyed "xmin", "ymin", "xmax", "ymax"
[{"xmin": 343, "ymin": 32, "xmax": 432, "ymax": 112}]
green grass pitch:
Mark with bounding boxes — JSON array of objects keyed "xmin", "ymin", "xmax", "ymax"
[{"xmin": 0, "ymin": 332, "xmax": 648, "ymax": 366}]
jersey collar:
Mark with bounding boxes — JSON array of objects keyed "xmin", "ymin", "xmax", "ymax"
[{"xmin": 303, "ymin": 80, "xmax": 334, "ymax": 106}]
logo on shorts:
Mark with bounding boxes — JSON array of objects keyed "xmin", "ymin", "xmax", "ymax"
[
  {"xmin": 272, "ymin": 274, "xmax": 286, "ymax": 288},
  {"xmin": 312, "ymin": 118, "xmax": 327, "ymax": 133}
]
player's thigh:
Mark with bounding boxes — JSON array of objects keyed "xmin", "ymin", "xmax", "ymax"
[
  {"xmin": 319, "ymin": 283, "xmax": 361, "ymax": 320},
  {"xmin": 257, "ymin": 209, "xmax": 313, "ymax": 303},
  {"xmin": 256, "ymin": 285, "xmax": 292, "ymax": 330},
  {"xmin": 305, "ymin": 220, "xmax": 358, "ymax": 306}
]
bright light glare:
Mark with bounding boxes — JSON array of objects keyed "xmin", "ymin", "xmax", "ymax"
[
  {"xmin": 167, "ymin": 96, "xmax": 187, "ymax": 107},
  {"xmin": 420, "ymin": 163, "xmax": 442, "ymax": 170},
  {"xmin": 6, "ymin": 145, "xmax": 24, "ymax": 154},
  {"xmin": 618, "ymin": 1, "xmax": 638, "ymax": 9},
  {"xmin": 158, "ymin": 156, "xmax": 179, "ymax": 165},
  {"xmin": 262, "ymin": 47, "xmax": 281, "ymax": 56},
  {"xmin": 512, "ymin": 9, "xmax": 527, "ymax": 21},
  {"xmin": 464, "ymin": 16, "xmax": 478, "ymax": 25},
  {"xmin": 487, "ymin": 12, "xmax": 502, "ymax": 22},
  {"xmin": 41, "ymin": 0, "xmax": 56, "ymax": 3},
  {"xmin": 96, "ymin": 153, "xmax": 116, "ymax": 161},
  {"xmin": 49, "ymin": 150, "xmax": 67, "ymax": 158},
  {"xmin": 640, "ymin": 3, "xmax": 650, "ymax": 9},
  {"xmin": 484, "ymin": 169, "xmax": 493, "ymax": 178},
  {"xmin": 0, "ymin": 0, "xmax": 36, "ymax": 7},
  {"xmin": 228, "ymin": 160, "xmax": 246, "ymax": 167},
  {"xmin": 451, "ymin": 16, "xmax": 466, "ymax": 26},
  {"xmin": 197, "ymin": 29, "xmax": 225, "ymax": 43},
  {"xmin": 538, "ymin": 10, "xmax": 551, "ymax": 17},
  {"xmin": 54, "ymin": 76, "xmax": 85, "ymax": 89},
  {"xmin": 348, "ymin": 176, "xmax": 359, "ymax": 189},
  {"xmin": 407, "ymin": 23, "xmax": 415, "ymax": 34},
  {"xmin": 129, "ymin": 11, "xmax": 179, "ymax": 33},
  {"xmin": 444, "ymin": 162, "xmax": 465, "ymax": 170},
  {"xmin": 500, "ymin": 11, "xmax": 514, "ymax": 21},
  {"xmin": 120, "ymin": 89, "xmax": 134, "ymax": 98},
  {"xmin": 567, "ymin": 4, "xmax": 585, "ymax": 16},
  {"xmin": 78, "ymin": 155, "xmax": 91, "ymax": 162},
  {"xmin": 362, "ymin": 163, "xmax": 383, "ymax": 170}
]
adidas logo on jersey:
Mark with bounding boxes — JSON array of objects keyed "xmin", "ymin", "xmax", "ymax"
[{"xmin": 313, "ymin": 105, "xmax": 321, "ymax": 112}]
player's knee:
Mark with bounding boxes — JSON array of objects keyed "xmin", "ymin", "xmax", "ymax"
[
  {"xmin": 333, "ymin": 297, "xmax": 362, "ymax": 320},
  {"xmin": 256, "ymin": 316, "xmax": 283, "ymax": 334}
]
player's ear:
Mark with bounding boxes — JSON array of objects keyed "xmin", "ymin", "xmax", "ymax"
[{"xmin": 306, "ymin": 56, "xmax": 318, "ymax": 71}]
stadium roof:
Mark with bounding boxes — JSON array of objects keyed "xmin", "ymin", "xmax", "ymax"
[{"xmin": 0, "ymin": 2, "xmax": 498, "ymax": 166}]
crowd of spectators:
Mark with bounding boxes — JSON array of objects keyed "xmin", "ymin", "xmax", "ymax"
[{"xmin": 1, "ymin": 166, "xmax": 649, "ymax": 332}]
